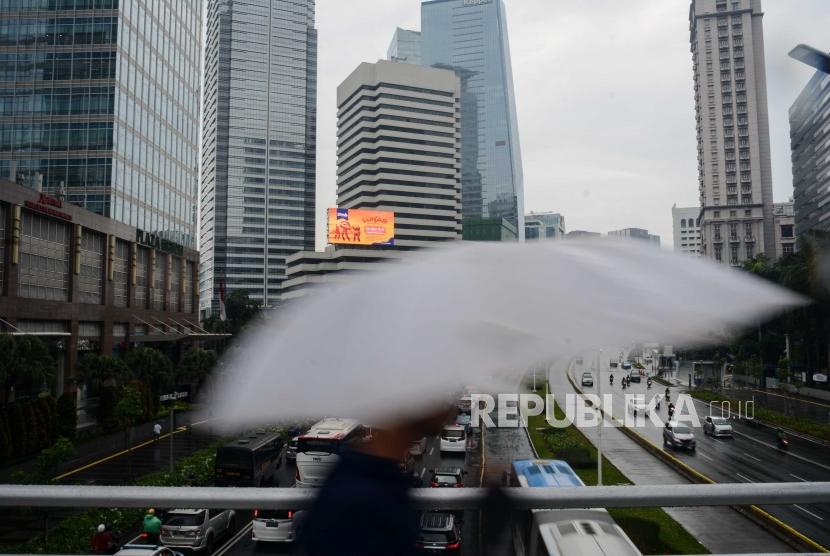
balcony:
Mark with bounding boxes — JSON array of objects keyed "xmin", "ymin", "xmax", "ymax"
[{"xmin": 745, "ymin": 235, "xmax": 755, "ymax": 242}]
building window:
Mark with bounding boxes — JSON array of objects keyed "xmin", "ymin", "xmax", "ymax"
[
  {"xmin": 715, "ymin": 245, "xmax": 723, "ymax": 262},
  {"xmin": 78, "ymin": 230, "xmax": 104, "ymax": 305},
  {"xmin": 714, "ymin": 224, "xmax": 722, "ymax": 240},
  {"xmin": 745, "ymin": 244, "xmax": 754, "ymax": 259},
  {"xmin": 135, "ymin": 247, "xmax": 149, "ymax": 308},
  {"xmin": 714, "ymin": 211, "xmax": 720, "ymax": 218},
  {"xmin": 783, "ymin": 244, "xmax": 795, "ymax": 256},
  {"xmin": 730, "ymin": 246, "xmax": 739, "ymax": 265},
  {"xmin": 780, "ymin": 224, "xmax": 794, "ymax": 239},
  {"xmin": 18, "ymin": 211, "xmax": 71, "ymax": 301},
  {"xmin": 681, "ymin": 219, "xmax": 687, "ymax": 228},
  {"xmin": 112, "ymin": 239, "xmax": 129, "ymax": 308}
]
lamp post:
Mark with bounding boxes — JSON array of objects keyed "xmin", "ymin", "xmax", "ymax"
[{"xmin": 597, "ymin": 349, "xmax": 603, "ymax": 486}]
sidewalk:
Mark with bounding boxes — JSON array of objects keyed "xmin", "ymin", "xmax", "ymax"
[{"xmin": 549, "ymin": 359, "xmax": 791, "ymax": 555}]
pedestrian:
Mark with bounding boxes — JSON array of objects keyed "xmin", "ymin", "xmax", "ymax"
[
  {"xmin": 91, "ymin": 523, "xmax": 117, "ymax": 554},
  {"xmin": 153, "ymin": 422, "xmax": 162, "ymax": 442},
  {"xmin": 142, "ymin": 508, "xmax": 162, "ymax": 545}
]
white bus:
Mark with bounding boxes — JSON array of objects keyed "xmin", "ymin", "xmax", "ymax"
[
  {"xmin": 510, "ymin": 459, "xmax": 641, "ymax": 556},
  {"xmin": 294, "ymin": 418, "xmax": 367, "ymax": 488}
]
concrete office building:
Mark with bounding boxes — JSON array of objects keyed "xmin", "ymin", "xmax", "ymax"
[
  {"xmin": 525, "ymin": 212, "xmax": 566, "ymax": 241},
  {"xmin": 672, "ymin": 204, "xmax": 703, "ymax": 254},
  {"xmin": 689, "ymin": 0, "xmax": 775, "ymax": 265},
  {"xmin": 0, "ymin": 0, "xmax": 202, "ymax": 249},
  {"xmin": 388, "ymin": 28, "xmax": 422, "ymax": 65},
  {"xmin": 282, "ymin": 60, "xmax": 461, "ymax": 300},
  {"xmin": 789, "ymin": 46, "xmax": 830, "ymax": 239},
  {"xmin": 566, "ymin": 230, "xmax": 601, "ymax": 239},
  {"xmin": 0, "ymin": 180, "xmax": 200, "ymax": 399},
  {"xmin": 421, "ymin": 0, "xmax": 525, "ymax": 240},
  {"xmin": 609, "ymin": 228, "xmax": 661, "ymax": 246},
  {"xmin": 772, "ymin": 201, "xmax": 796, "ymax": 259},
  {"xmin": 200, "ymin": 0, "xmax": 318, "ymax": 315}
]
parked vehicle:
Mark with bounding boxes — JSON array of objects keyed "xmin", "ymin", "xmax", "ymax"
[
  {"xmin": 628, "ymin": 370, "xmax": 641, "ymax": 383},
  {"xmin": 581, "ymin": 372, "xmax": 593, "ymax": 387},
  {"xmin": 410, "ymin": 436, "xmax": 428, "ymax": 457},
  {"xmin": 159, "ymin": 509, "xmax": 236, "ymax": 553},
  {"xmin": 417, "ymin": 512, "xmax": 462, "ymax": 552},
  {"xmin": 115, "ymin": 546, "xmax": 183, "ymax": 556},
  {"xmin": 703, "ymin": 416, "xmax": 733, "ymax": 437},
  {"xmin": 251, "ymin": 509, "xmax": 298, "ymax": 544},
  {"xmin": 663, "ymin": 421, "xmax": 696, "ymax": 451},
  {"xmin": 215, "ymin": 432, "xmax": 284, "ymax": 487},
  {"xmin": 439, "ymin": 425, "xmax": 467, "ymax": 454}
]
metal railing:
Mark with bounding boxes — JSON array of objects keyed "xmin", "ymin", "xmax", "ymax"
[{"xmin": 0, "ymin": 482, "xmax": 828, "ymax": 511}]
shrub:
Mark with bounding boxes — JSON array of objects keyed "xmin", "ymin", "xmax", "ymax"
[
  {"xmin": 43, "ymin": 395, "xmax": 59, "ymax": 442},
  {"xmin": 22, "ymin": 401, "xmax": 39, "ymax": 454},
  {"xmin": 35, "ymin": 436, "xmax": 74, "ymax": 482},
  {"xmin": 31, "ymin": 399, "xmax": 49, "ymax": 449},
  {"xmin": 556, "ymin": 446, "xmax": 594, "ymax": 468},
  {"xmin": 6, "ymin": 404, "xmax": 25, "ymax": 459},
  {"xmin": 98, "ymin": 385, "xmax": 118, "ymax": 431},
  {"xmin": 56, "ymin": 392, "xmax": 77, "ymax": 440}
]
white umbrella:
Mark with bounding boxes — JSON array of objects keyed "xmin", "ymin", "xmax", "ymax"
[{"xmin": 210, "ymin": 239, "xmax": 805, "ymax": 427}]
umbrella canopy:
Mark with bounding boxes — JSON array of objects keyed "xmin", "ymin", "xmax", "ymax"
[{"xmin": 210, "ymin": 239, "xmax": 805, "ymax": 427}]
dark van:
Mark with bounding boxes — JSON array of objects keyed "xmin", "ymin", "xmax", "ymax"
[{"xmin": 215, "ymin": 432, "xmax": 285, "ymax": 487}]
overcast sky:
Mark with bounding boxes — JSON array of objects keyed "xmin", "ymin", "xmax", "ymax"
[{"xmin": 313, "ymin": 0, "xmax": 830, "ymax": 249}]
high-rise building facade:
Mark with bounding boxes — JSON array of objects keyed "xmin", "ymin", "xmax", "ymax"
[
  {"xmin": 200, "ymin": 0, "xmax": 318, "ymax": 315},
  {"xmin": 0, "ymin": 0, "xmax": 202, "ymax": 249},
  {"xmin": 772, "ymin": 201, "xmax": 796, "ymax": 259},
  {"xmin": 525, "ymin": 212, "xmax": 565, "ymax": 241},
  {"xmin": 608, "ymin": 228, "xmax": 661, "ymax": 246},
  {"xmin": 387, "ymin": 28, "xmax": 421, "ymax": 65},
  {"xmin": 420, "ymin": 0, "xmax": 524, "ymax": 240},
  {"xmin": 282, "ymin": 60, "xmax": 461, "ymax": 300},
  {"xmin": 672, "ymin": 204, "xmax": 702, "ymax": 254},
  {"xmin": 789, "ymin": 47, "xmax": 830, "ymax": 239},
  {"xmin": 689, "ymin": 0, "xmax": 775, "ymax": 265}
]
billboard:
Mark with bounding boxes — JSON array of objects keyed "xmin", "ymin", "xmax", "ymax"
[{"xmin": 328, "ymin": 208, "xmax": 395, "ymax": 246}]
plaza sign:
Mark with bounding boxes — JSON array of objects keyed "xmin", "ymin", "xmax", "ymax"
[
  {"xmin": 160, "ymin": 391, "xmax": 189, "ymax": 402},
  {"xmin": 136, "ymin": 229, "xmax": 184, "ymax": 256}
]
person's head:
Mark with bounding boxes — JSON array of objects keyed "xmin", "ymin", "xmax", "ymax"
[
  {"xmin": 147, "ymin": 508, "xmax": 155, "ymax": 516},
  {"xmin": 97, "ymin": 524, "xmax": 106, "ymax": 533}
]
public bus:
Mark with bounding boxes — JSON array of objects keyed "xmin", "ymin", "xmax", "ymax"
[
  {"xmin": 510, "ymin": 459, "xmax": 641, "ymax": 556},
  {"xmin": 294, "ymin": 418, "xmax": 368, "ymax": 488},
  {"xmin": 214, "ymin": 431, "xmax": 284, "ymax": 487}
]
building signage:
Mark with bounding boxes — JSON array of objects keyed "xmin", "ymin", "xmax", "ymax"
[
  {"xmin": 813, "ymin": 373, "xmax": 828, "ymax": 383},
  {"xmin": 136, "ymin": 229, "xmax": 184, "ymax": 256},
  {"xmin": 160, "ymin": 391, "xmax": 189, "ymax": 402},
  {"xmin": 327, "ymin": 208, "xmax": 395, "ymax": 246},
  {"xmin": 24, "ymin": 193, "xmax": 72, "ymax": 221}
]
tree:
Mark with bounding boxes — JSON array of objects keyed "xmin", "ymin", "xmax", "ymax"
[
  {"xmin": 56, "ymin": 392, "xmax": 77, "ymax": 440},
  {"xmin": 126, "ymin": 347, "xmax": 172, "ymax": 397},
  {"xmin": 34, "ymin": 437, "xmax": 74, "ymax": 483},
  {"xmin": 115, "ymin": 384, "xmax": 144, "ymax": 481},
  {"xmin": 0, "ymin": 334, "xmax": 54, "ymax": 405},
  {"xmin": 176, "ymin": 348, "xmax": 217, "ymax": 395},
  {"xmin": 76, "ymin": 353, "xmax": 130, "ymax": 391},
  {"xmin": 203, "ymin": 289, "xmax": 261, "ymax": 337}
]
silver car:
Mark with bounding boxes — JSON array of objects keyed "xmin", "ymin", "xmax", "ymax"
[
  {"xmin": 663, "ymin": 421, "xmax": 697, "ymax": 451},
  {"xmin": 160, "ymin": 508, "xmax": 236, "ymax": 553},
  {"xmin": 703, "ymin": 415, "xmax": 733, "ymax": 437}
]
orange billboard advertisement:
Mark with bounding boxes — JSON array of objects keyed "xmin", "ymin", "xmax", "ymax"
[{"xmin": 328, "ymin": 208, "xmax": 395, "ymax": 246}]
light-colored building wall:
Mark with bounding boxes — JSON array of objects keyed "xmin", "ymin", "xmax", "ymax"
[
  {"xmin": 773, "ymin": 201, "xmax": 797, "ymax": 259},
  {"xmin": 672, "ymin": 205, "xmax": 703, "ymax": 254},
  {"xmin": 387, "ymin": 28, "xmax": 422, "ymax": 65},
  {"xmin": 608, "ymin": 228, "xmax": 661, "ymax": 246},
  {"xmin": 690, "ymin": 0, "xmax": 775, "ymax": 266},
  {"xmin": 525, "ymin": 212, "xmax": 566, "ymax": 241}
]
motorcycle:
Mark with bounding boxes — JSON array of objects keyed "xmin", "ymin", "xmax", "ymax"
[
  {"xmin": 647, "ymin": 379, "xmax": 652, "ymax": 389},
  {"xmin": 777, "ymin": 436, "xmax": 789, "ymax": 451}
]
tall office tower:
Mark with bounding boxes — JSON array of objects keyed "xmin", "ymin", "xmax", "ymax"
[
  {"xmin": 200, "ymin": 0, "xmax": 318, "ymax": 315},
  {"xmin": 789, "ymin": 46, "xmax": 830, "ymax": 239},
  {"xmin": 772, "ymin": 201, "xmax": 796, "ymax": 258},
  {"xmin": 421, "ymin": 0, "xmax": 524, "ymax": 241},
  {"xmin": 525, "ymin": 212, "xmax": 565, "ymax": 241},
  {"xmin": 281, "ymin": 60, "xmax": 461, "ymax": 300},
  {"xmin": 387, "ymin": 28, "xmax": 422, "ymax": 65},
  {"xmin": 689, "ymin": 0, "xmax": 775, "ymax": 265},
  {"xmin": 672, "ymin": 204, "xmax": 703, "ymax": 254},
  {"xmin": 336, "ymin": 60, "xmax": 461, "ymax": 247},
  {"xmin": 0, "ymin": 0, "xmax": 202, "ymax": 249}
]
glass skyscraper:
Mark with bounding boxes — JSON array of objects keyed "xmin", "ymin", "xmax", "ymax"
[
  {"xmin": 200, "ymin": 0, "xmax": 317, "ymax": 314},
  {"xmin": 0, "ymin": 0, "xmax": 202, "ymax": 249},
  {"xmin": 421, "ymin": 0, "xmax": 524, "ymax": 240}
]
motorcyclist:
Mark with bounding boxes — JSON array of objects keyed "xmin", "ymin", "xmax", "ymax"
[
  {"xmin": 610, "ymin": 374, "xmax": 614, "ymax": 386},
  {"xmin": 776, "ymin": 428, "xmax": 787, "ymax": 447},
  {"xmin": 665, "ymin": 387, "xmax": 671, "ymax": 402},
  {"xmin": 91, "ymin": 524, "xmax": 117, "ymax": 555},
  {"xmin": 142, "ymin": 508, "xmax": 162, "ymax": 545},
  {"xmin": 668, "ymin": 403, "xmax": 675, "ymax": 420},
  {"xmin": 647, "ymin": 377, "xmax": 653, "ymax": 389}
]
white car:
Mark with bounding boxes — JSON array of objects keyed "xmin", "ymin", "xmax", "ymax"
[
  {"xmin": 627, "ymin": 399, "xmax": 650, "ymax": 417},
  {"xmin": 703, "ymin": 416, "xmax": 733, "ymax": 437},
  {"xmin": 115, "ymin": 546, "xmax": 183, "ymax": 556},
  {"xmin": 251, "ymin": 509, "xmax": 298, "ymax": 544},
  {"xmin": 439, "ymin": 425, "xmax": 467, "ymax": 454},
  {"xmin": 581, "ymin": 372, "xmax": 593, "ymax": 387},
  {"xmin": 159, "ymin": 508, "xmax": 236, "ymax": 553}
]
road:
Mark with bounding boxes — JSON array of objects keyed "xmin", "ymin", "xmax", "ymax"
[
  {"xmin": 575, "ymin": 358, "xmax": 830, "ymax": 551},
  {"xmin": 216, "ymin": 422, "xmax": 484, "ymax": 555}
]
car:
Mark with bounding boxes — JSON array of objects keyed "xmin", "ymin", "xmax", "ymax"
[
  {"xmin": 581, "ymin": 371, "xmax": 593, "ymax": 387},
  {"xmin": 628, "ymin": 369, "xmax": 642, "ymax": 383},
  {"xmin": 429, "ymin": 466, "xmax": 466, "ymax": 488},
  {"xmin": 285, "ymin": 436, "xmax": 299, "ymax": 461},
  {"xmin": 409, "ymin": 436, "xmax": 428, "ymax": 457},
  {"xmin": 575, "ymin": 356, "xmax": 583, "ymax": 365},
  {"xmin": 115, "ymin": 545, "xmax": 183, "ymax": 556},
  {"xmin": 663, "ymin": 421, "xmax": 696, "ymax": 451},
  {"xmin": 416, "ymin": 512, "xmax": 462, "ymax": 552},
  {"xmin": 159, "ymin": 508, "xmax": 236, "ymax": 553},
  {"xmin": 251, "ymin": 509, "xmax": 299, "ymax": 544},
  {"xmin": 439, "ymin": 425, "xmax": 467, "ymax": 454},
  {"xmin": 455, "ymin": 413, "xmax": 472, "ymax": 428},
  {"xmin": 621, "ymin": 361, "xmax": 632, "ymax": 371},
  {"xmin": 610, "ymin": 361, "xmax": 618, "ymax": 368},
  {"xmin": 627, "ymin": 399, "xmax": 650, "ymax": 417},
  {"xmin": 703, "ymin": 416, "xmax": 733, "ymax": 437}
]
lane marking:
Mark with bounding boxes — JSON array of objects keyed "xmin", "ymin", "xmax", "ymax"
[
  {"xmin": 429, "ymin": 447, "xmax": 434, "ymax": 456},
  {"xmin": 53, "ymin": 418, "xmax": 212, "ymax": 481},
  {"xmin": 697, "ymin": 452, "xmax": 714, "ymax": 462},
  {"xmin": 420, "ymin": 467, "xmax": 426, "ymax": 479},
  {"xmin": 735, "ymin": 472, "xmax": 754, "ymax": 482},
  {"xmin": 750, "ymin": 388, "xmax": 830, "ymax": 409},
  {"xmin": 793, "ymin": 504, "xmax": 825, "ymax": 521},
  {"xmin": 214, "ymin": 521, "xmax": 253, "ymax": 556},
  {"xmin": 742, "ymin": 451, "xmax": 762, "ymax": 463},
  {"xmin": 790, "ymin": 473, "xmax": 808, "ymax": 482}
]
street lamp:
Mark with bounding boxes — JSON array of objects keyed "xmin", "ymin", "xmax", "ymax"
[{"xmin": 789, "ymin": 44, "xmax": 830, "ymax": 74}]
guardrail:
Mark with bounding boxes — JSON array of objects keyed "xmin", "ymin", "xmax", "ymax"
[{"xmin": 0, "ymin": 482, "xmax": 829, "ymax": 511}]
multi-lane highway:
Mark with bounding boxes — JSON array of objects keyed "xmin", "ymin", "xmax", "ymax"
[{"xmin": 573, "ymin": 358, "xmax": 830, "ymax": 551}]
